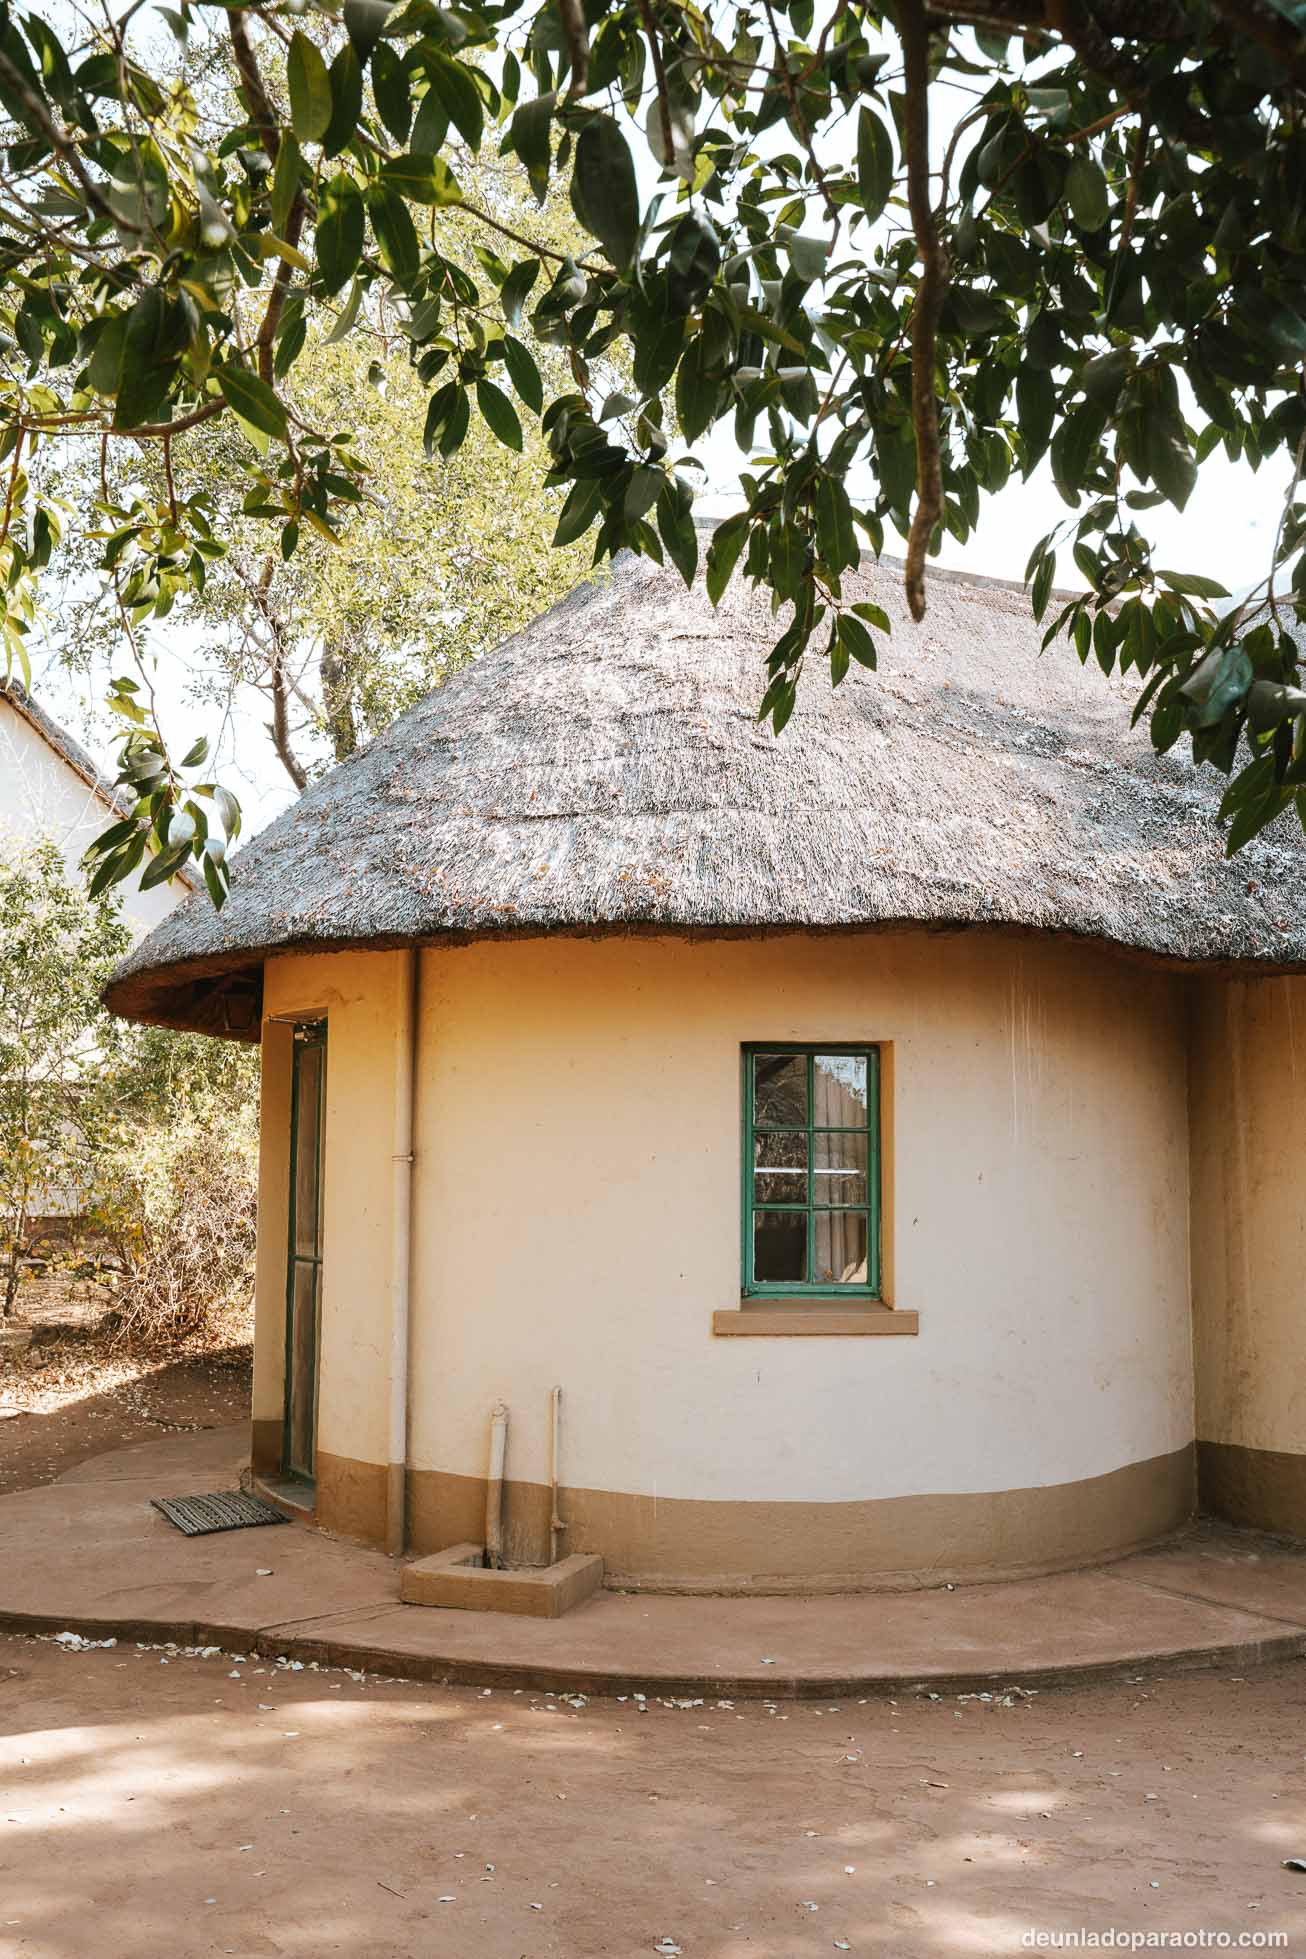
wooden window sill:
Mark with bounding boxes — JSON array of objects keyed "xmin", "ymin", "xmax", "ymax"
[{"xmin": 713, "ymin": 1304, "xmax": 918, "ymax": 1337}]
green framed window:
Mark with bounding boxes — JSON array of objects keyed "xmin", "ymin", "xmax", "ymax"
[{"xmin": 742, "ymin": 1045, "xmax": 881, "ymax": 1298}]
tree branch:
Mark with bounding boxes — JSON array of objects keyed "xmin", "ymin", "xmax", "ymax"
[
  {"xmin": 901, "ymin": 0, "xmax": 950, "ymax": 624},
  {"xmin": 636, "ymin": 0, "xmax": 676, "ymax": 174},
  {"xmin": 228, "ymin": 9, "xmax": 282, "ymax": 165},
  {"xmin": 556, "ymin": 0, "xmax": 589, "ymax": 98},
  {"xmin": 0, "ymin": 46, "xmax": 137, "ymax": 234}
]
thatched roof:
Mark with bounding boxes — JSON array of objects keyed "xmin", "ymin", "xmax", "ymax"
[{"xmin": 105, "ymin": 549, "xmax": 1306, "ymax": 1035}]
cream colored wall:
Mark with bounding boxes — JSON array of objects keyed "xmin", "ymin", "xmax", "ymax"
[
  {"xmin": 1190, "ymin": 977, "xmax": 1306, "ymax": 1465},
  {"xmin": 0, "ymin": 696, "xmax": 181, "ymax": 936},
  {"xmin": 396, "ymin": 932, "xmax": 1193, "ymax": 1508},
  {"xmin": 255, "ymin": 951, "xmax": 406, "ymax": 1473}
]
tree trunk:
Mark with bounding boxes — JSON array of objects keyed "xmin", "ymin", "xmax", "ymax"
[
  {"xmin": 2, "ymin": 1204, "xmax": 26, "ymax": 1316},
  {"xmin": 320, "ymin": 638, "xmax": 359, "ymax": 762},
  {"xmin": 269, "ymin": 649, "xmax": 308, "ymax": 792}
]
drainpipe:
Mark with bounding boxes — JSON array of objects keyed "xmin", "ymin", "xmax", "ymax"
[
  {"xmin": 386, "ymin": 948, "xmax": 418, "ymax": 1557},
  {"xmin": 485, "ymin": 1402, "xmax": 509, "ymax": 1569},
  {"xmin": 548, "ymin": 1385, "xmax": 566, "ymax": 1566}
]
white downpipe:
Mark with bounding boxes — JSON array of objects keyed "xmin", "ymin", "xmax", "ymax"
[
  {"xmin": 548, "ymin": 1385, "xmax": 566, "ymax": 1566},
  {"xmin": 385, "ymin": 948, "xmax": 418, "ymax": 1558},
  {"xmin": 485, "ymin": 1402, "xmax": 509, "ymax": 1568}
]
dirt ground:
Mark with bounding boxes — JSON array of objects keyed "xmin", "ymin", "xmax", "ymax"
[
  {"xmin": 0, "ymin": 1311, "xmax": 252, "ymax": 1498},
  {"xmin": 1, "ymin": 1638, "xmax": 1304, "ymax": 1959}
]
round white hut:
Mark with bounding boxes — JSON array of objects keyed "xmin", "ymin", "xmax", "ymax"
[{"xmin": 106, "ymin": 553, "xmax": 1306, "ymax": 1591}]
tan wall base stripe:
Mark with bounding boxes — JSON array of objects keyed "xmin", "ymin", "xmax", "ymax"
[
  {"xmin": 316, "ymin": 1449, "xmax": 390, "ymax": 1547},
  {"xmin": 250, "ymin": 1418, "xmax": 281, "ymax": 1477},
  {"xmin": 302, "ymin": 1445, "xmax": 1194, "ymax": 1592},
  {"xmin": 1198, "ymin": 1440, "xmax": 1306, "ymax": 1539}
]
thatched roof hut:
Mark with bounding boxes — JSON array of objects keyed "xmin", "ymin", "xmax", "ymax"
[
  {"xmin": 101, "ymin": 551, "xmax": 1306, "ymax": 1594},
  {"xmin": 104, "ymin": 551, "xmax": 1306, "ymax": 1036}
]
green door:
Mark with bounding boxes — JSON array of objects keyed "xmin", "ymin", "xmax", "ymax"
[{"xmin": 284, "ymin": 1020, "xmax": 326, "ymax": 1483}]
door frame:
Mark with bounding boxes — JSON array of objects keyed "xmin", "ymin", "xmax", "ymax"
[{"xmin": 283, "ymin": 1017, "xmax": 327, "ymax": 1484}]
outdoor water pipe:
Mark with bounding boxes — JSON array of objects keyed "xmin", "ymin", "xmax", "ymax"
[
  {"xmin": 486, "ymin": 1402, "xmax": 509, "ymax": 1568},
  {"xmin": 386, "ymin": 948, "xmax": 418, "ymax": 1558},
  {"xmin": 549, "ymin": 1385, "xmax": 567, "ymax": 1566}
]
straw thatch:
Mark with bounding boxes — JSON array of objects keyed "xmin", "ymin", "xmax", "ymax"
[{"xmin": 105, "ymin": 550, "xmax": 1306, "ymax": 1034}]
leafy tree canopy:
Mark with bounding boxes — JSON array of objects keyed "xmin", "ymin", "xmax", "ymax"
[
  {"xmin": 0, "ymin": 834, "xmax": 129, "ymax": 1312},
  {"xmin": 0, "ymin": 0, "xmax": 1303, "ymax": 900}
]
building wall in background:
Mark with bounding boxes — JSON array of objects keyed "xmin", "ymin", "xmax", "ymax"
[
  {"xmin": 0, "ymin": 690, "xmax": 186, "ymax": 937},
  {"xmin": 1190, "ymin": 975, "xmax": 1306, "ymax": 1536}
]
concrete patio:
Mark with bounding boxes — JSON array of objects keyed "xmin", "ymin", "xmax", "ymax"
[{"xmin": 3, "ymin": 1424, "xmax": 1306, "ymax": 1699}]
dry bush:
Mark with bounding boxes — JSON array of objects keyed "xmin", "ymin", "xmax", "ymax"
[{"xmin": 95, "ymin": 1106, "xmax": 257, "ymax": 1347}]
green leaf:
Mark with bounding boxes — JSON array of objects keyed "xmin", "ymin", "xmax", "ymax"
[
  {"xmin": 502, "ymin": 334, "xmax": 542, "ymax": 413},
  {"xmin": 113, "ymin": 290, "xmax": 179, "ymax": 429},
  {"xmin": 838, "ymin": 613, "xmax": 878, "ymax": 668},
  {"xmin": 217, "ymin": 364, "xmax": 289, "ymax": 440},
  {"xmin": 380, "ymin": 152, "xmax": 462, "ymax": 204},
  {"xmin": 344, "ymin": 0, "xmax": 391, "ymax": 63},
  {"xmin": 666, "ymin": 213, "xmax": 720, "ymax": 314},
  {"xmin": 1184, "ymin": 644, "xmax": 1254, "ymax": 727},
  {"xmin": 139, "ymin": 841, "xmax": 193, "ymax": 891},
  {"xmin": 656, "ymin": 482, "xmax": 697, "ymax": 586},
  {"xmin": 501, "ymin": 257, "xmax": 541, "ymax": 330},
  {"xmin": 287, "ymin": 30, "xmax": 332, "ymax": 143},
  {"xmin": 571, "ymin": 114, "xmax": 639, "ymax": 269},
  {"xmin": 371, "ymin": 41, "xmax": 411, "ymax": 143},
  {"xmin": 1050, "ymin": 403, "xmax": 1104, "ymax": 507},
  {"xmin": 856, "ymin": 105, "xmax": 893, "ymax": 225},
  {"xmin": 815, "ymin": 473, "xmax": 856, "ymax": 574},
  {"xmin": 422, "ymin": 48, "xmax": 483, "ymax": 151},
  {"xmin": 1065, "ymin": 153, "xmax": 1109, "ymax": 230},
  {"xmin": 706, "ymin": 513, "xmax": 748, "ymax": 606},
  {"xmin": 86, "ymin": 310, "xmax": 128, "ymax": 398},
  {"xmin": 511, "ymin": 91, "xmax": 554, "ymax": 204},
  {"xmin": 553, "ymin": 475, "xmax": 602, "ymax": 547},
  {"xmin": 1158, "ymin": 570, "xmax": 1231, "ymax": 600},
  {"xmin": 317, "ymin": 173, "xmax": 365, "ymax": 293},
  {"xmin": 782, "ymin": 231, "xmax": 829, "ymax": 283},
  {"xmin": 323, "ymin": 44, "xmax": 364, "ymax": 160},
  {"xmin": 1146, "ymin": 421, "xmax": 1198, "ymax": 510},
  {"xmin": 1031, "ymin": 551, "xmax": 1056, "ymax": 622},
  {"xmin": 270, "ymin": 131, "xmax": 301, "ymax": 239},
  {"xmin": 368, "ymin": 184, "xmax": 418, "ymax": 284},
  {"xmin": 476, "ymin": 378, "xmax": 523, "ymax": 451}
]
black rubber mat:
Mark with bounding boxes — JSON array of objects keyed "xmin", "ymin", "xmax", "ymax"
[{"xmin": 151, "ymin": 1491, "xmax": 290, "ymax": 1536}]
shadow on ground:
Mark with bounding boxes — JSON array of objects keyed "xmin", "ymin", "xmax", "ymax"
[
  {"xmin": 1, "ymin": 1637, "xmax": 1305, "ymax": 1959},
  {"xmin": 0, "ymin": 1346, "xmax": 251, "ymax": 1497}
]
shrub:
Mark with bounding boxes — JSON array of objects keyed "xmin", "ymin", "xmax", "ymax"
[{"xmin": 93, "ymin": 1036, "xmax": 260, "ymax": 1347}]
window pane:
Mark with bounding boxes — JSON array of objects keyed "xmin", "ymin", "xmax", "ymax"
[
  {"xmin": 813, "ymin": 1053, "xmax": 868, "ymax": 1128},
  {"xmin": 814, "ymin": 1131, "xmax": 868, "ymax": 1206},
  {"xmin": 754, "ymin": 1052, "xmax": 807, "ymax": 1127},
  {"xmin": 754, "ymin": 1130, "xmax": 808, "ymax": 1205},
  {"xmin": 294, "ymin": 1042, "xmax": 323, "ymax": 1258},
  {"xmin": 286, "ymin": 1259, "xmax": 319, "ymax": 1478},
  {"xmin": 754, "ymin": 1211, "xmax": 807, "ymax": 1283},
  {"xmin": 813, "ymin": 1211, "xmax": 868, "ymax": 1286}
]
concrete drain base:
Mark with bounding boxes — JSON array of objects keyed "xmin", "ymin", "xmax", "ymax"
[{"xmin": 400, "ymin": 1543, "xmax": 605, "ymax": 1619}]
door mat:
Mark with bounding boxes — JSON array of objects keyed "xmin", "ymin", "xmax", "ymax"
[{"xmin": 151, "ymin": 1491, "xmax": 291, "ymax": 1536}]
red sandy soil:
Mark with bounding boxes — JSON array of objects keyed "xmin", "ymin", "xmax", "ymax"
[
  {"xmin": 1, "ymin": 1636, "xmax": 1304, "ymax": 1958},
  {"xmin": 0, "ymin": 1339, "xmax": 251, "ymax": 1497}
]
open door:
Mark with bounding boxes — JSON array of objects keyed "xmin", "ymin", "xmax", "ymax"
[{"xmin": 283, "ymin": 1020, "xmax": 326, "ymax": 1485}]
